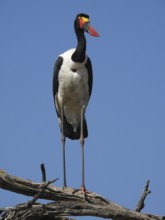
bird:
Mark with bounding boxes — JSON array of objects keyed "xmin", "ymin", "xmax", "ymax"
[{"xmin": 53, "ymin": 13, "xmax": 99, "ymax": 193}]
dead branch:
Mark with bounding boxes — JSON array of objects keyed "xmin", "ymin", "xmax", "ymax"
[
  {"xmin": 135, "ymin": 179, "xmax": 151, "ymax": 212},
  {"xmin": 40, "ymin": 163, "xmax": 46, "ymax": 182},
  {"xmin": 0, "ymin": 169, "xmax": 164, "ymax": 220}
]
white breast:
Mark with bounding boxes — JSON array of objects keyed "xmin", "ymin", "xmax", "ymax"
[{"xmin": 57, "ymin": 49, "xmax": 89, "ymax": 131}]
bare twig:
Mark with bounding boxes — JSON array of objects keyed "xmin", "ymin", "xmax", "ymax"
[
  {"xmin": 26, "ymin": 164, "xmax": 58, "ymax": 208},
  {"xmin": 40, "ymin": 163, "xmax": 46, "ymax": 182},
  {"xmin": 135, "ymin": 179, "xmax": 151, "ymax": 212},
  {"xmin": 27, "ymin": 178, "xmax": 59, "ymax": 208}
]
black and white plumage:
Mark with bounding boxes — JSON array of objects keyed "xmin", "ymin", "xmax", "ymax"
[
  {"xmin": 53, "ymin": 13, "xmax": 99, "ymax": 192},
  {"xmin": 53, "ymin": 50, "xmax": 92, "ymax": 140}
]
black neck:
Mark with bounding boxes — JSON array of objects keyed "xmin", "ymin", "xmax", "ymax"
[{"xmin": 71, "ymin": 29, "xmax": 86, "ymax": 63}]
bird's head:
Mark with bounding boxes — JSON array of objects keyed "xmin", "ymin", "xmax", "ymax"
[{"xmin": 75, "ymin": 13, "xmax": 99, "ymax": 37}]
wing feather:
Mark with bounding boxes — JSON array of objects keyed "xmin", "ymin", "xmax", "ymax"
[
  {"xmin": 85, "ymin": 57, "xmax": 93, "ymax": 98},
  {"xmin": 52, "ymin": 56, "xmax": 63, "ymax": 117}
]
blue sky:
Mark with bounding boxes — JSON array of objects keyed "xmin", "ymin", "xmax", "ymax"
[{"xmin": 0, "ymin": 1, "xmax": 165, "ymax": 219}]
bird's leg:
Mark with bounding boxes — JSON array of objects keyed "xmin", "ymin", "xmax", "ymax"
[
  {"xmin": 73, "ymin": 106, "xmax": 92, "ymax": 200},
  {"xmin": 61, "ymin": 105, "xmax": 67, "ymax": 188},
  {"xmin": 80, "ymin": 105, "xmax": 86, "ymax": 193}
]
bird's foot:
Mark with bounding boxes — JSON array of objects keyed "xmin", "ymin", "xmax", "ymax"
[
  {"xmin": 72, "ymin": 186, "xmax": 91, "ymax": 201},
  {"xmin": 62, "ymin": 182, "xmax": 67, "ymax": 189}
]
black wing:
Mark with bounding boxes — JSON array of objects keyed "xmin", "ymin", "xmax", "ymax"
[
  {"xmin": 53, "ymin": 56, "xmax": 63, "ymax": 102},
  {"xmin": 85, "ymin": 57, "xmax": 93, "ymax": 98},
  {"xmin": 52, "ymin": 56, "xmax": 63, "ymax": 118}
]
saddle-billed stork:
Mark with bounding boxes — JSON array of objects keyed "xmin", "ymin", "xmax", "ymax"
[{"xmin": 53, "ymin": 13, "xmax": 99, "ymax": 193}]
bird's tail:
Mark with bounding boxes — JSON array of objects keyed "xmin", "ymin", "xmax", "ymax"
[{"xmin": 62, "ymin": 116, "xmax": 88, "ymax": 140}]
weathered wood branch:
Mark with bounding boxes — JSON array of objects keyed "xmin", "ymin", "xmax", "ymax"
[{"xmin": 0, "ymin": 169, "xmax": 164, "ymax": 220}]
